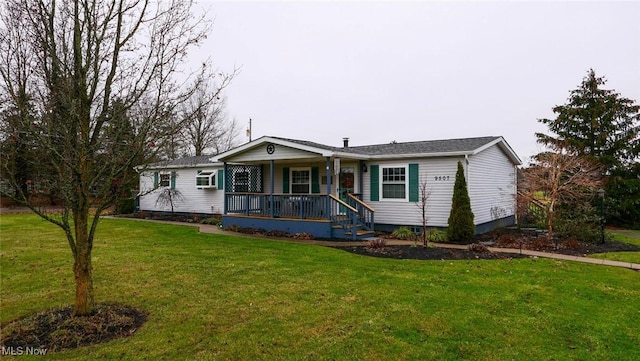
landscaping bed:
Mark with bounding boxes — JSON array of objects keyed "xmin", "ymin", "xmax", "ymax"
[{"xmin": 1, "ymin": 304, "xmax": 147, "ymax": 352}]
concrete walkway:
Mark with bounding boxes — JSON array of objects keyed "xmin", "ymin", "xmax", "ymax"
[{"xmin": 113, "ymin": 217, "xmax": 640, "ymax": 271}]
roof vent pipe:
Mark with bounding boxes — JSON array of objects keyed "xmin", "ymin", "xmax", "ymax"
[{"xmin": 343, "ymin": 137, "xmax": 349, "ymax": 148}]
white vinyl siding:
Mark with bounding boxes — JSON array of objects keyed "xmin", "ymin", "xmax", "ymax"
[
  {"xmin": 467, "ymin": 145, "xmax": 517, "ymax": 225},
  {"xmin": 364, "ymin": 158, "xmax": 459, "ymax": 227},
  {"xmin": 139, "ymin": 167, "xmax": 225, "ymax": 214},
  {"xmin": 226, "ymin": 144, "xmax": 321, "ymax": 162}
]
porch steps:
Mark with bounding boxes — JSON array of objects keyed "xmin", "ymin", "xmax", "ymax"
[
  {"xmin": 344, "ymin": 230, "xmax": 375, "ymax": 237},
  {"xmin": 331, "ymin": 222, "xmax": 375, "ymax": 240}
]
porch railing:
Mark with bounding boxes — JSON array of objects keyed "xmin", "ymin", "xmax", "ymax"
[
  {"xmin": 345, "ymin": 193, "xmax": 375, "ymax": 231},
  {"xmin": 226, "ymin": 193, "xmax": 328, "ymax": 219},
  {"xmin": 329, "ymin": 195, "xmax": 359, "ymax": 239}
]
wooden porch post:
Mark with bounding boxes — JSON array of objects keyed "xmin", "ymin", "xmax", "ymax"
[
  {"xmin": 223, "ymin": 162, "xmax": 228, "ymax": 215},
  {"xmin": 326, "ymin": 157, "xmax": 331, "ymax": 218},
  {"xmin": 270, "ymin": 159, "xmax": 274, "ymax": 217}
]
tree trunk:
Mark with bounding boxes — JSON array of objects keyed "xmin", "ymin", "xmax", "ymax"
[
  {"xmin": 547, "ymin": 201, "xmax": 555, "ymax": 241},
  {"xmin": 73, "ymin": 212, "xmax": 94, "ymax": 316}
]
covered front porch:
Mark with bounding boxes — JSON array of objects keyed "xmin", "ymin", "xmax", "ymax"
[
  {"xmin": 216, "ymin": 138, "xmax": 375, "ymax": 240},
  {"xmin": 224, "ymin": 192, "xmax": 374, "ymax": 240}
]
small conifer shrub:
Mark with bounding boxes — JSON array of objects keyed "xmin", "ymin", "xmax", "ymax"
[{"xmin": 447, "ymin": 161, "xmax": 475, "ymax": 243}]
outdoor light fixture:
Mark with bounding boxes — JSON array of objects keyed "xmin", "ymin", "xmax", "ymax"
[{"xmin": 598, "ymin": 188, "xmax": 605, "ymax": 244}]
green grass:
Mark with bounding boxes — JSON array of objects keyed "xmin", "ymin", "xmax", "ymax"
[
  {"xmin": 589, "ymin": 229, "xmax": 640, "ymax": 264},
  {"xmin": 608, "ymin": 229, "xmax": 640, "ymax": 247},
  {"xmin": 2, "ymin": 214, "xmax": 640, "ymax": 360}
]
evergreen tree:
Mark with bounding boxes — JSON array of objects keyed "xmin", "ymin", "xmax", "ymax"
[
  {"xmin": 447, "ymin": 161, "xmax": 475, "ymax": 243},
  {"xmin": 536, "ymin": 69, "xmax": 640, "ymax": 227},
  {"xmin": 536, "ymin": 69, "xmax": 640, "ymax": 172}
]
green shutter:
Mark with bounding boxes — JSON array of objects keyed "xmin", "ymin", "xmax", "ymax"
[
  {"xmin": 409, "ymin": 163, "xmax": 419, "ymax": 202},
  {"xmin": 370, "ymin": 165, "xmax": 379, "ymax": 201},
  {"xmin": 170, "ymin": 171, "xmax": 176, "ymax": 189},
  {"xmin": 311, "ymin": 167, "xmax": 320, "ymax": 193},
  {"xmin": 153, "ymin": 172, "xmax": 159, "ymax": 187},
  {"xmin": 282, "ymin": 167, "xmax": 290, "ymax": 193},
  {"xmin": 218, "ymin": 169, "xmax": 224, "ymax": 190}
]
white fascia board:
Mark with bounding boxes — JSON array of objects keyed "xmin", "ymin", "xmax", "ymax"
[
  {"xmin": 215, "ymin": 136, "xmax": 334, "ymax": 161},
  {"xmin": 369, "ymin": 151, "xmax": 472, "ymax": 160},
  {"xmin": 138, "ymin": 162, "xmax": 222, "ymax": 171},
  {"xmin": 212, "ymin": 136, "xmax": 270, "ymax": 161},
  {"xmin": 472, "ymin": 137, "xmax": 522, "ymax": 165},
  {"xmin": 332, "ymin": 151, "xmax": 370, "ymax": 160}
]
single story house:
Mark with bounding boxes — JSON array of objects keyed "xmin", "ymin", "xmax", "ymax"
[{"xmin": 138, "ymin": 135, "xmax": 521, "ymax": 240}]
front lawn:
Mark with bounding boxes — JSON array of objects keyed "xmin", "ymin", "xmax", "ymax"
[
  {"xmin": 1, "ymin": 214, "xmax": 639, "ymax": 360},
  {"xmin": 589, "ymin": 229, "xmax": 640, "ymax": 264}
]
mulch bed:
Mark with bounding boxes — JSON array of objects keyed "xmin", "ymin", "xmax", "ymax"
[
  {"xmin": 337, "ymin": 244, "xmax": 528, "ymax": 260},
  {"xmin": 0, "ymin": 303, "xmax": 147, "ymax": 353},
  {"xmin": 482, "ymin": 228, "xmax": 640, "ymax": 257},
  {"xmin": 337, "ymin": 228, "xmax": 640, "ymax": 261}
]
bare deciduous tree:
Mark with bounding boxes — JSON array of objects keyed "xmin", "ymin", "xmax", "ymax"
[
  {"xmin": 180, "ymin": 75, "xmax": 239, "ymax": 156},
  {"xmin": 519, "ymin": 151, "xmax": 603, "ymax": 241},
  {"xmin": 0, "ymin": 0, "xmax": 233, "ymax": 315},
  {"xmin": 415, "ymin": 176, "xmax": 431, "ymax": 247}
]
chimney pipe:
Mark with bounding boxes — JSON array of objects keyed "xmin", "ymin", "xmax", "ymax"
[{"xmin": 343, "ymin": 137, "xmax": 349, "ymax": 148}]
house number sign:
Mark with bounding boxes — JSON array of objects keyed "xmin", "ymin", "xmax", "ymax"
[
  {"xmin": 434, "ymin": 175, "xmax": 450, "ymax": 181},
  {"xmin": 266, "ymin": 144, "xmax": 275, "ymax": 154}
]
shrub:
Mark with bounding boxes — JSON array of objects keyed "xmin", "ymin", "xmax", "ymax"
[
  {"xmin": 265, "ymin": 230, "xmax": 291, "ymax": 238},
  {"xmin": 555, "ymin": 203, "xmax": 601, "ymax": 243},
  {"xmin": 447, "ymin": 161, "xmax": 475, "ymax": 243},
  {"xmin": 427, "ymin": 228, "xmax": 446, "ymax": 242},
  {"xmin": 468, "ymin": 243, "xmax": 490, "ymax": 253},
  {"xmin": 116, "ymin": 198, "xmax": 136, "ymax": 214},
  {"xmin": 293, "ymin": 232, "xmax": 314, "ymax": 240},
  {"xmin": 367, "ymin": 238, "xmax": 387, "ymax": 250},
  {"xmin": 391, "ymin": 226, "xmax": 416, "ymax": 240},
  {"xmin": 201, "ymin": 217, "xmax": 223, "ymax": 227}
]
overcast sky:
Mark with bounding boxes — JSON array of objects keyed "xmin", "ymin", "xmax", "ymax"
[{"xmin": 194, "ymin": 1, "xmax": 639, "ymax": 163}]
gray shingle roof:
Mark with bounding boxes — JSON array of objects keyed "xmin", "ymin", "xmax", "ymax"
[
  {"xmin": 271, "ymin": 135, "xmax": 501, "ymax": 156},
  {"xmin": 269, "ymin": 136, "xmax": 340, "ymax": 151},
  {"xmin": 145, "ymin": 155, "xmax": 216, "ymax": 169},
  {"xmin": 344, "ymin": 136, "xmax": 501, "ymax": 155},
  {"xmin": 153, "ymin": 135, "xmax": 516, "ymax": 167}
]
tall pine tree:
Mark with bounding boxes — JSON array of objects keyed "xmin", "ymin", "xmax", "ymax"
[
  {"xmin": 447, "ymin": 161, "xmax": 475, "ymax": 243},
  {"xmin": 536, "ymin": 69, "xmax": 640, "ymax": 173},
  {"xmin": 536, "ymin": 69, "xmax": 640, "ymax": 228}
]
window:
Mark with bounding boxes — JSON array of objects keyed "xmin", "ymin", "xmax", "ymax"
[
  {"xmin": 291, "ymin": 168, "xmax": 310, "ymax": 194},
  {"xmin": 159, "ymin": 173, "xmax": 171, "ymax": 187},
  {"xmin": 382, "ymin": 166, "xmax": 406, "ymax": 199},
  {"xmin": 196, "ymin": 170, "xmax": 216, "ymax": 188}
]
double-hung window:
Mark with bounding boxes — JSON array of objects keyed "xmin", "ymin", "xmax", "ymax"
[
  {"xmin": 159, "ymin": 173, "xmax": 171, "ymax": 187},
  {"xmin": 291, "ymin": 168, "xmax": 310, "ymax": 194},
  {"xmin": 382, "ymin": 166, "xmax": 406, "ymax": 199}
]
